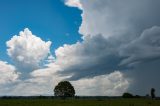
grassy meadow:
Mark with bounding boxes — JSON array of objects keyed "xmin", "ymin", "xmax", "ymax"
[{"xmin": 0, "ymin": 98, "xmax": 160, "ymax": 106}]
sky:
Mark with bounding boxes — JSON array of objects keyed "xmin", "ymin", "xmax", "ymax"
[
  {"xmin": 0, "ymin": 0, "xmax": 160, "ymax": 96},
  {"xmin": 0, "ymin": 0, "xmax": 82, "ymax": 61}
]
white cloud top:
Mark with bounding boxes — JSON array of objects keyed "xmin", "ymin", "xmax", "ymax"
[{"xmin": 6, "ymin": 28, "xmax": 52, "ymax": 72}]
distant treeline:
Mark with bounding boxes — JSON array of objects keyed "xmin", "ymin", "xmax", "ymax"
[
  {"xmin": 0, "ymin": 96, "xmax": 119, "ymax": 99},
  {"xmin": 0, "ymin": 96, "xmax": 160, "ymax": 99}
]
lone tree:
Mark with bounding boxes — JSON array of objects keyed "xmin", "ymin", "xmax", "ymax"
[
  {"xmin": 151, "ymin": 88, "xmax": 156, "ymax": 99},
  {"xmin": 54, "ymin": 81, "xmax": 75, "ymax": 97}
]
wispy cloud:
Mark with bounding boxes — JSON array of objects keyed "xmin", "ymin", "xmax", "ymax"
[{"xmin": 64, "ymin": 0, "xmax": 82, "ymax": 10}]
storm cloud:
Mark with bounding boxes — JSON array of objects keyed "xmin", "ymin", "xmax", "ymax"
[
  {"xmin": 61, "ymin": 0, "xmax": 160, "ymax": 95},
  {"xmin": 0, "ymin": 0, "xmax": 160, "ymax": 96}
]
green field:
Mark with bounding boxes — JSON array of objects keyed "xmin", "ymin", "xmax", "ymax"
[{"xmin": 0, "ymin": 98, "xmax": 160, "ymax": 106}]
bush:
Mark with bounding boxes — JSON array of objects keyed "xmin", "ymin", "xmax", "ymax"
[{"xmin": 122, "ymin": 92, "xmax": 133, "ymax": 98}]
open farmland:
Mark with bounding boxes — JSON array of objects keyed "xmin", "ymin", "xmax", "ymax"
[{"xmin": 0, "ymin": 98, "xmax": 160, "ymax": 106}]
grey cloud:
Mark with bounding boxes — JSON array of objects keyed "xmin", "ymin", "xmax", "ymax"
[
  {"xmin": 120, "ymin": 26, "xmax": 160, "ymax": 66},
  {"xmin": 119, "ymin": 26, "xmax": 160, "ymax": 95},
  {"xmin": 125, "ymin": 59, "xmax": 160, "ymax": 95},
  {"xmin": 59, "ymin": 0, "xmax": 160, "ymax": 95},
  {"xmin": 80, "ymin": 0, "xmax": 160, "ymax": 40},
  {"xmin": 56, "ymin": 34, "xmax": 127, "ymax": 80}
]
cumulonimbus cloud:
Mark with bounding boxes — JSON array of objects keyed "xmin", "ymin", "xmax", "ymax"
[
  {"xmin": 1, "ymin": 0, "xmax": 160, "ymax": 96},
  {"xmin": 58, "ymin": 0, "xmax": 160, "ymax": 95}
]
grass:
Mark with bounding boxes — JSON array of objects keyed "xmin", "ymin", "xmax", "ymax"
[{"xmin": 0, "ymin": 98, "xmax": 160, "ymax": 106}]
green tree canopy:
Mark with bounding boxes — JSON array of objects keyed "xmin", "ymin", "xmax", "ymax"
[
  {"xmin": 122, "ymin": 92, "xmax": 133, "ymax": 98},
  {"xmin": 54, "ymin": 81, "xmax": 75, "ymax": 97}
]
